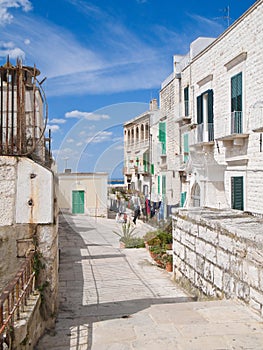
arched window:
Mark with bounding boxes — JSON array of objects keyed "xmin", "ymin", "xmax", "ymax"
[
  {"xmin": 140, "ymin": 124, "xmax": 144, "ymax": 141},
  {"xmin": 191, "ymin": 182, "xmax": 201, "ymax": 207},
  {"xmin": 131, "ymin": 129, "xmax": 134, "ymax": 143},
  {"xmin": 136, "ymin": 126, "xmax": 139, "ymax": 142},
  {"xmin": 127, "ymin": 130, "xmax": 130, "ymax": 144},
  {"xmin": 145, "ymin": 123, "xmax": 149, "ymax": 139}
]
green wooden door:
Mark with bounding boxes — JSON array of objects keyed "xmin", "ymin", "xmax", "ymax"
[
  {"xmin": 231, "ymin": 177, "xmax": 244, "ymax": 211},
  {"xmin": 72, "ymin": 190, "xmax": 85, "ymax": 214}
]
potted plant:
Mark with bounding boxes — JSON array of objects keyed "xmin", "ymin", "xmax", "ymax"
[
  {"xmin": 162, "ymin": 254, "xmax": 173, "ymax": 272},
  {"xmin": 113, "ymin": 222, "xmax": 138, "ymax": 248}
]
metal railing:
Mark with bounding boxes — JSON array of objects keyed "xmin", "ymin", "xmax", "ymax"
[
  {"xmin": 231, "ymin": 111, "xmax": 243, "ymax": 134},
  {"xmin": 189, "ymin": 123, "xmax": 214, "ymax": 145},
  {"xmin": 0, "ymin": 60, "xmax": 48, "ymax": 157},
  {"xmin": 0, "ymin": 251, "xmax": 36, "ymax": 350}
]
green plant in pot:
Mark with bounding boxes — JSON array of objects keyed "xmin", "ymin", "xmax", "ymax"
[{"xmin": 113, "ymin": 222, "xmax": 143, "ymax": 248}]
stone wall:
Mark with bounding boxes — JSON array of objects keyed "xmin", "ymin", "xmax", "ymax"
[
  {"xmin": 173, "ymin": 208, "xmax": 263, "ymax": 316},
  {"xmin": 0, "ymin": 156, "xmax": 58, "ymax": 345}
]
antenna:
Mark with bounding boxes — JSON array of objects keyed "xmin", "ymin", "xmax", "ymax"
[
  {"xmin": 223, "ymin": 5, "xmax": 230, "ymax": 27},
  {"xmin": 215, "ymin": 5, "xmax": 231, "ymax": 28}
]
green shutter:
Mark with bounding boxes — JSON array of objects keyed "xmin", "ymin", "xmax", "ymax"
[
  {"xmin": 159, "ymin": 122, "xmax": 166, "ymax": 142},
  {"xmin": 207, "ymin": 90, "xmax": 214, "ymax": 124},
  {"xmin": 151, "ymin": 164, "xmax": 154, "ymax": 174},
  {"xmin": 231, "ymin": 73, "xmax": 242, "ymax": 112},
  {"xmin": 231, "ymin": 176, "xmax": 244, "ymax": 210},
  {"xmin": 143, "ymin": 152, "xmax": 149, "ymax": 172},
  {"xmin": 159, "ymin": 122, "xmax": 166, "ymax": 154},
  {"xmin": 184, "ymin": 86, "xmax": 189, "ymax": 116},
  {"xmin": 162, "ymin": 175, "xmax": 166, "ymax": 195},
  {"xmin": 180, "ymin": 192, "xmax": 187, "ymax": 207},
  {"xmin": 183, "ymin": 133, "xmax": 189, "ymax": 163},
  {"xmin": 72, "ymin": 190, "xmax": 85, "ymax": 214},
  {"xmin": 197, "ymin": 95, "xmax": 203, "ymax": 124},
  {"xmin": 158, "ymin": 176, "xmax": 161, "ymax": 194}
]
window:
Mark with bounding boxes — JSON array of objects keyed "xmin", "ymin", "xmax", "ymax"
[
  {"xmin": 231, "ymin": 176, "xmax": 244, "ymax": 210},
  {"xmin": 136, "ymin": 127, "xmax": 139, "ymax": 142},
  {"xmin": 196, "ymin": 89, "xmax": 214, "ymax": 142},
  {"xmin": 159, "ymin": 122, "xmax": 166, "ymax": 154},
  {"xmin": 145, "ymin": 123, "xmax": 149, "ymax": 139},
  {"xmin": 191, "ymin": 183, "xmax": 200, "ymax": 207},
  {"xmin": 151, "ymin": 164, "xmax": 154, "ymax": 175},
  {"xmin": 162, "ymin": 175, "xmax": 166, "ymax": 195},
  {"xmin": 158, "ymin": 176, "xmax": 161, "ymax": 194},
  {"xmin": 143, "ymin": 152, "xmax": 149, "ymax": 172},
  {"xmin": 180, "ymin": 192, "xmax": 187, "ymax": 207},
  {"xmin": 184, "ymin": 86, "xmax": 189, "ymax": 116},
  {"xmin": 183, "ymin": 133, "xmax": 189, "ymax": 162},
  {"xmin": 141, "ymin": 124, "xmax": 144, "ymax": 141},
  {"xmin": 231, "ymin": 72, "xmax": 242, "ymax": 133}
]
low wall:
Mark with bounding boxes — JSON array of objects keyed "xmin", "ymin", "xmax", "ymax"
[
  {"xmin": 173, "ymin": 208, "xmax": 263, "ymax": 316},
  {"xmin": 13, "ymin": 292, "xmax": 45, "ymax": 350}
]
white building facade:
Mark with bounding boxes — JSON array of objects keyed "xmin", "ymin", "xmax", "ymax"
[{"xmin": 176, "ymin": 0, "xmax": 263, "ymax": 215}]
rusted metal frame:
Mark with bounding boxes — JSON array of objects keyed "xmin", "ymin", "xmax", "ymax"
[
  {"xmin": 0, "ymin": 272, "xmax": 35, "ymax": 335},
  {"xmin": 0, "ymin": 303, "xmax": 3, "ymax": 350},
  {"xmin": 16, "ymin": 64, "xmax": 22, "ymax": 154},
  {"xmin": 0, "ymin": 252, "xmax": 35, "ymax": 338},
  {"xmin": 5, "ymin": 69, "xmax": 9, "ymax": 154},
  {"xmin": 0, "ymin": 70, "xmax": 3, "ymax": 154},
  {"xmin": 32, "ymin": 67, "xmax": 36, "ymax": 151},
  {"xmin": 21, "ymin": 68, "xmax": 26, "ymax": 154},
  {"xmin": 11, "ymin": 69, "xmax": 15, "ymax": 154}
]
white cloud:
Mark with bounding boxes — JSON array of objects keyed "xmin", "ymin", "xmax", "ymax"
[
  {"xmin": 49, "ymin": 118, "xmax": 66, "ymax": 124},
  {"xmin": 65, "ymin": 110, "xmax": 110, "ymax": 120},
  {"xmin": 0, "ymin": 1, "xmax": 223, "ymax": 98},
  {"xmin": 86, "ymin": 131, "xmax": 113, "ymax": 144},
  {"xmin": 114, "ymin": 144, "xmax": 124, "ymax": 150},
  {"xmin": 0, "ymin": 41, "xmax": 25, "ymax": 59},
  {"xmin": 66, "ymin": 138, "xmax": 75, "ymax": 143},
  {"xmin": 46, "ymin": 124, "xmax": 60, "ymax": 133},
  {"xmin": 0, "ymin": 0, "xmax": 32, "ymax": 26}
]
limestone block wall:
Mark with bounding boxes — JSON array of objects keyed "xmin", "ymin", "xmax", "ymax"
[
  {"xmin": 180, "ymin": 0, "xmax": 263, "ymax": 213},
  {"xmin": 0, "ymin": 155, "xmax": 58, "ymax": 344},
  {"xmin": 173, "ymin": 208, "xmax": 263, "ymax": 316},
  {"xmin": 159, "ymin": 78, "xmax": 181, "ymax": 207}
]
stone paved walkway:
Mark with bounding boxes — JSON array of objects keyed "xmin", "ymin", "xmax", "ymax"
[{"xmin": 35, "ymin": 214, "xmax": 263, "ymax": 350}]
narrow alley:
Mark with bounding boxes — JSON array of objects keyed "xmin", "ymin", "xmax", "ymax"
[{"xmin": 35, "ymin": 214, "xmax": 263, "ymax": 350}]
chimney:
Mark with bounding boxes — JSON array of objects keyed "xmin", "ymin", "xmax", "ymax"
[{"xmin": 149, "ymin": 98, "xmax": 158, "ymax": 111}]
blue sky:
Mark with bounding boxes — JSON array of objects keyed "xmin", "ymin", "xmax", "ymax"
[{"xmin": 0, "ymin": 0, "xmax": 257, "ymax": 177}]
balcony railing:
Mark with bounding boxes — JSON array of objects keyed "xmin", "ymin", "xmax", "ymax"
[
  {"xmin": 124, "ymin": 139, "xmax": 150, "ymax": 152},
  {"xmin": 0, "ymin": 251, "xmax": 36, "ymax": 350},
  {"xmin": 189, "ymin": 123, "xmax": 214, "ymax": 146},
  {"xmin": 231, "ymin": 111, "xmax": 243, "ymax": 134}
]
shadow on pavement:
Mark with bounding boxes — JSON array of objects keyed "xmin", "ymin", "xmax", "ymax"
[{"xmin": 35, "ymin": 213, "xmax": 195, "ymax": 350}]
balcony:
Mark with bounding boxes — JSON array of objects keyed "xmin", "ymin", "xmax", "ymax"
[
  {"xmin": 251, "ymin": 102, "xmax": 263, "ymax": 132},
  {"xmin": 123, "ymin": 166, "xmax": 132, "ymax": 176},
  {"xmin": 175, "ymin": 102, "xmax": 192, "ymax": 124},
  {"xmin": 217, "ymin": 111, "xmax": 249, "ymax": 146},
  {"xmin": 159, "ymin": 154, "xmax": 167, "ymax": 170},
  {"xmin": 124, "ymin": 139, "xmax": 150, "ymax": 153},
  {"xmin": 189, "ymin": 123, "xmax": 214, "ymax": 151}
]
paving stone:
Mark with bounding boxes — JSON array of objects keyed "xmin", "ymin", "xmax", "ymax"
[{"xmin": 35, "ymin": 214, "xmax": 263, "ymax": 350}]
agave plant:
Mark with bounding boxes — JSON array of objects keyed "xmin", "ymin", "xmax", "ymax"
[{"xmin": 113, "ymin": 222, "xmax": 137, "ymax": 245}]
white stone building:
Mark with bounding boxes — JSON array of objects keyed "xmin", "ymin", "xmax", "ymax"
[
  {"xmin": 175, "ymin": 0, "xmax": 263, "ymax": 215},
  {"xmin": 123, "ymin": 99, "xmax": 159, "ymax": 196}
]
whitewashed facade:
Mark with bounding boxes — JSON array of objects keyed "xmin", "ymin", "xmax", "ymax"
[
  {"xmin": 176, "ymin": 0, "xmax": 263, "ymax": 215},
  {"xmin": 123, "ymin": 99, "xmax": 159, "ymax": 198}
]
